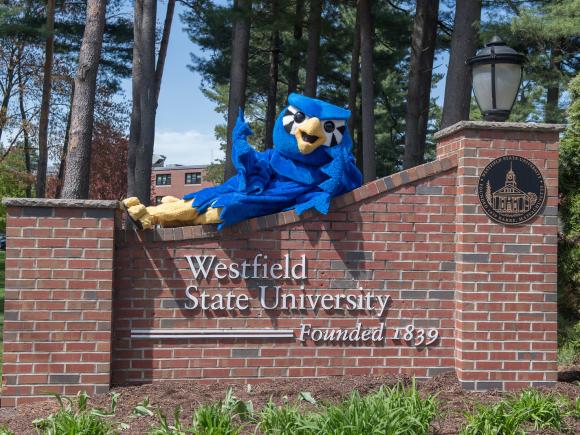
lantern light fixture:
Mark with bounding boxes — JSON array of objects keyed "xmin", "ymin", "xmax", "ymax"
[{"xmin": 467, "ymin": 36, "xmax": 526, "ymax": 122}]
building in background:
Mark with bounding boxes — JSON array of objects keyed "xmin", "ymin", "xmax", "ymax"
[{"xmin": 151, "ymin": 163, "xmax": 215, "ymax": 204}]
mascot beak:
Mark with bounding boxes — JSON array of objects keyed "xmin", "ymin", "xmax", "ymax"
[{"xmin": 294, "ymin": 117, "xmax": 326, "ymax": 154}]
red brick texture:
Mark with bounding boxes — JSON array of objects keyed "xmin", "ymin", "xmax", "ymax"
[
  {"xmin": 1, "ymin": 203, "xmax": 119, "ymax": 406},
  {"xmin": 438, "ymin": 124, "xmax": 560, "ymax": 390},
  {"xmin": 1, "ymin": 122, "xmax": 562, "ymax": 405}
]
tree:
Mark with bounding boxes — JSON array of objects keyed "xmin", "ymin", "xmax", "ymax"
[
  {"xmin": 287, "ymin": 0, "xmax": 304, "ymax": 95},
  {"xmin": 127, "ymin": 0, "xmax": 143, "ymax": 199},
  {"xmin": 358, "ymin": 0, "xmax": 375, "ymax": 182},
  {"xmin": 348, "ymin": 3, "xmax": 360, "ymax": 171},
  {"xmin": 224, "ymin": 0, "xmax": 251, "ymax": 179},
  {"xmin": 35, "ymin": 0, "xmax": 55, "ymax": 198},
  {"xmin": 304, "ymin": 0, "xmax": 322, "ymax": 97},
  {"xmin": 155, "ymin": 0, "xmax": 176, "ymax": 107},
  {"xmin": 403, "ymin": 0, "xmax": 439, "ymax": 169},
  {"xmin": 60, "ymin": 0, "xmax": 107, "ymax": 199},
  {"xmin": 264, "ymin": 0, "xmax": 280, "ymax": 149},
  {"xmin": 133, "ymin": 0, "xmax": 157, "ymax": 205},
  {"xmin": 441, "ymin": 0, "xmax": 481, "ymax": 129}
]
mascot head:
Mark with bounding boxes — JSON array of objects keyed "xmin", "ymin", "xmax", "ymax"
[{"xmin": 273, "ymin": 94, "xmax": 351, "ymax": 164}]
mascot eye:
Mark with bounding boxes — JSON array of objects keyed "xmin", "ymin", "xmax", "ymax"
[
  {"xmin": 294, "ymin": 111, "xmax": 306, "ymax": 123},
  {"xmin": 322, "ymin": 119, "xmax": 346, "ymax": 147}
]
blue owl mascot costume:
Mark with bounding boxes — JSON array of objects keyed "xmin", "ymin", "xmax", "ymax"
[{"xmin": 123, "ymin": 94, "xmax": 362, "ymax": 229}]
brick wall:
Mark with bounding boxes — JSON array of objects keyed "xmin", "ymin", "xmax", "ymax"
[
  {"xmin": 436, "ymin": 122, "xmax": 560, "ymax": 389},
  {"xmin": 1, "ymin": 200, "xmax": 119, "ymax": 406},
  {"xmin": 1, "ymin": 121, "xmax": 563, "ymax": 405}
]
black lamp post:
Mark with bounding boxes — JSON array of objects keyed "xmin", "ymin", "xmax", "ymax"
[{"xmin": 467, "ymin": 36, "xmax": 526, "ymax": 122}]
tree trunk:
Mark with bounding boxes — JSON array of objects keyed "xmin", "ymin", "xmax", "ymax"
[
  {"xmin": 154, "ymin": 0, "xmax": 175, "ymax": 107},
  {"xmin": 0, "ymin": 46, "xmax": 17, "ymax": 144},
  {"xmin": 348, "ymin": 4, "xmax": 360, "ymax": 169},
  {"xmin": 403, "ymin": 0, "xmax": 439, "ymax": 169},
  {"xmin": 441, "ymin": 0, "xmax": 481, "ymax": 129},
  {"xmin": 61, "ymin": 0, "xmax": 107, "ymax": 199},
  {"xmin": 133, "ymin": 0, "xmax": 157, "ymax": 205},
  {"xmin": 35, "ymin": 0, "xmax": 56, "ymax": 198},
  {"xmin": 304, "ymin": 0, "xmax": 322, "ymax": 97},
  {"xmin": 127, "ymin": 0, "xmax": 143, "ymax": 197},
  {"xmin": 224, "ymin": 0, "xmax": 251, "ymax": 179},
  {"xmin": 56, "ymin": 83, "xmax": 74, "ymax": 198},
  {"xmin": 545, "ymin": 44, "xmax": 562, "ymax": 123},
  {"xmin": 17, "ymin": 49, "xmax": 32, "ymax": 198},
  {"xmin": 264, "ymin": 0, "xmax": 280, "ymax": 149},
  {"xmin": 359, "ymin": 0, "xmax": 375, "ymax": 182},
  {"xmin": 287, "ymin": 0, "xmax": 304, "ymax": 95}
]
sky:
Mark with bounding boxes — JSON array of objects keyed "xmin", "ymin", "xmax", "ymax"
[{"xmin": 129, "ymin": 2, "xmax": 450, "ymax": 166}]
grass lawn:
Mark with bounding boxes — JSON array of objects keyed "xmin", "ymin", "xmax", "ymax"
[{"xmin": 0, "ymin": 250, "xmax": 5, "ymax": 377}]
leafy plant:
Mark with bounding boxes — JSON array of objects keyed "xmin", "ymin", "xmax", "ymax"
[
  {"xmin": 256, "ymin": 399, "xmax": 317, "ymax": 435},
  {"xmin": 134, "ymin": 396, "xmax": 155, "ymax": 417},
  {"xmin": 460, "ymin": 402, "xmax": 524, "ymax": 435},
  {"xmin": 0, "ymin": 425, "xmax": 13, "ymax": 435},
  {"xmin": 461, "ymin": 389, "xmax": 570, "ymax": 435},
  {"xmin": 148, "ymin": 388, "xmax": 251, "ymax": 435},
  {"xmin": 32, "ymin": 391, "xmax": 126, "ymax": 435},
  {"xmin": 150, "ymin": 406, "xmax": 189, "ymax": 435},
  {"xmin": 313, "ymin": 381, "xmax": 437, "ymax": 435},
  {"xmin": 507, "ymin": 389, "xmax": 565, "ymax": 431}
]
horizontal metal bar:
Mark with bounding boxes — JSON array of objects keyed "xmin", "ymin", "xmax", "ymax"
[
  {"xmin": 131, "ymin": 328, "xmax": 294, "ymax": 334},
  {"xmin": 131, "ymin": 333, "xmax": 295, "ymax": 339},
  {"xmin": 130, "ymin": 328, "xmax": 295, "ymax": 339}
]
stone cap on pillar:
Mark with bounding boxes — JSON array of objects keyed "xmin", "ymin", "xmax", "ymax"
[
  {"xmin": 435, "ymin": 120, "xmax": 566, "ymax": 140},
  {"xmin": 2, "ymin": 198, "xmax": 121, "ymax": 209},
  {"xmin": 434, "ymin": 121, "xmax": 566, "ymax": 159}
]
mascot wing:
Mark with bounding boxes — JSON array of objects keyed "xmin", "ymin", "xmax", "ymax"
[{"xmin": 232, "ymin": 110, "xmax": 272, "ymax": 194}]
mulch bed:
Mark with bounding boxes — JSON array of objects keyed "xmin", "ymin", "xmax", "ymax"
[{"xmin": 0, "ymin": 369, "xmax": 579, "ymax": 434}]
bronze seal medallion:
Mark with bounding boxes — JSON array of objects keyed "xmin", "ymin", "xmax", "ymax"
[{"xmin": 477, "ymin": 155, "xmax": 546, "ymax": 225}]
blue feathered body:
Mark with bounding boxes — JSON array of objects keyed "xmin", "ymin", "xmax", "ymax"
[{"xmin": 183, "ymin": 95, "xmax": 362, "ymax": 229}]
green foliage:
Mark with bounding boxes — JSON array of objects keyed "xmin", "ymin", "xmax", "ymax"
[
  {"xmin": 461, "ymin": 390, "xmax": 569, "ymax": 435},
  {"xmin": 461, "ymin": 401, "xmax": 524, "ymax": 435},
  {"xmin": 0, "ymin": 426, "xmax": 13, "ymax": 435},
  {"xmin": 0, "ymin": 147, "xmax": 31, "ymax": 232},
  {"xmin": 183, "ymin": 1, "xmax": 414, "ymax": 179},
  {"xmin": 313, "ymin": 382, "xmax": 437, "ymax": 435},
  {"xmin": 256, "ymin": 400, "xmax": 313, "ymax": 435},
  {"xmin": 507, "ymin": 389, "xmax": 565, "ymax": 431},
  {"xmin": 33, "ymin": 391, "xmax": 126, "ymax": 435},
  {"xmin": 558, "ymin": 314, "xmax": 580, "ymax": 365},
  {"xmin": 149, "ymin": 406, "xmax": 189, "ymax": 435},
  {"xmin": 558, "ymin": 73, "xmax": 580, "ymax": 362},
  {"xmin": 148, "ymin": 388, "xmax": 251, "ymax": 435}
]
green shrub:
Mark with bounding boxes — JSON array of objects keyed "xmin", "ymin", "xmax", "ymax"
[
  {"xmin": 148, "ymin": 388, "xmax": 250, "ymax": 435},
  {"xmin": 461, "ymin": 389, "xmax": 570, "ymax": 435},
  {"xmin": 507, "ymin": 389, "xmax": 565, "ymax": 431},
  {"xmin": 256, "ymin": 400, "xmax": 316, "ymax": 435},
  {"xmin": 0, "ymin": 425, "xmax": 13, "ymax": 435},
  {"xmin": 313, "ymin": 381, "xmax": 437, "ymax": 435},
  {"xmin": 33, "ymin": 391, "xmax": 125, "ymax": 435},
  {"xmin": 460, "ymin": 401, "xmax": 524, "ymax": 435}
]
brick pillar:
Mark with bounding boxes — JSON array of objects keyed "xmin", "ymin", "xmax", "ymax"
[
  {"xmin": 435, "ymin": 121, "xmax": 563, "ymax": 390},
  {"xmin": 1, "ymin": 199, "xmax": 119, "ymax": 406}
]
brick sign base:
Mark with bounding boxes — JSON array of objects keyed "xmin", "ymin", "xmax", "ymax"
[{"xmin": 1, "ymin": 121, "xmax": 563, "ymax": 406}]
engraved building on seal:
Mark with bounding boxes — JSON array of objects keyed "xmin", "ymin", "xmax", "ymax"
[{"xmin": 484, "ymin": 163, "xmax": 538, "ymax": 214}]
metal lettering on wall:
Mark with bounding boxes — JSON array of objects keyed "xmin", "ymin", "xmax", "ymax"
[
  {"xmin": 131, "ymin": 254, "xmax": 440, "ymax": 345},
  {"xmin": 478, "ymin": 155, "xmax": 546, "ymax": 225}
]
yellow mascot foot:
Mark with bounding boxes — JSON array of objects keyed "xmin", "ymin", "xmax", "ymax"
[
  {"xmin": 123, "ymin": 197, "xmax": 141, "ymax": 208},
  {"xmin": 126, "ymin": 204, "xmax": 153, "ymax": 230}
]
